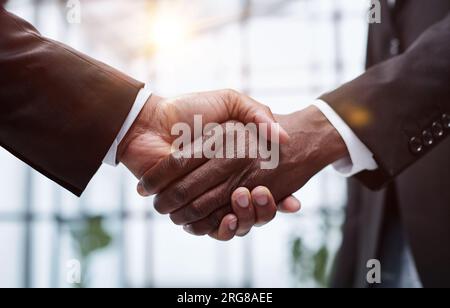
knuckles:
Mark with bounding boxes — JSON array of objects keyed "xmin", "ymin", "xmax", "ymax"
[
  {"xmin": 184, "ymin": 203, "xmax": 207, "ymax": 222},
  {"xmin": 154, "ymin": 184, "xmax": 189, "ymax": 215},
  {"xmin": 172, "ymin": 183, "xmax": 189, "ymax": 205},
  {"xmin": 223, "ymin": 88, "xmax": 239, "ymax": 99},
  {"xmin": 219, "ymin": 89, "xmax": 240, "ymax": 107},
  {"xmin": 169, "ymin": 203, "xmax": 206, "ymax": 226},
  {"xmin": 153, "ymin": 194, "xmax": 170, "ymax": 214}
]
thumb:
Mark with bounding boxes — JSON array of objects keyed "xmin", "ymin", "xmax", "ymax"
[{"xmin": 232, "ymin": 93, "xmax": 290, "ymax": 144}]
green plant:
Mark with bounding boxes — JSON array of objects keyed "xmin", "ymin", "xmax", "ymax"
[
  {"xmin": 290, "ymin": 207, "xmax": 343, "ymax": 287},
  {"xmin": 69, "ymin": 216, "xmax": 112, "ymax": 288}
]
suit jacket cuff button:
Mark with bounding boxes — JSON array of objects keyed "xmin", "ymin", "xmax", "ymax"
[{"xmin": 409, "ymin": 136, "xmax": 423, "ymax": 155}]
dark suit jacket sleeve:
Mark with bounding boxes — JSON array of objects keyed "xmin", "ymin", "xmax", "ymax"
[
  {"xmin": 0, "ymin": 8, "xmax": 144, "ymax": 196},
  {"xmin": 320, "ymin": 13, "xmax": 450, "ymax": 190}
]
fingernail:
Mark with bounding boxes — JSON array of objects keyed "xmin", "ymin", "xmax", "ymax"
[
  {"xmin": 183, "ymin": 225, "xmax": 194, "ymax": 235},
  {"xmin": 228, "ymin": 219, "xmax": 238, "ymax": 231},
  {"xmin": 137, "ymin": 181, "xmax": 150, "ymax": 197},
  {"xmin": 254, "ymin": 194, "xmax": 268, "ymax": 206},
  {"xmin": 236, "ymin": 193, "xmax": 249, "ymax": 208}
]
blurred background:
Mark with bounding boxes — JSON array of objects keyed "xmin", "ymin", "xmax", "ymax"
[{"xmin": 0, "ymin": 0, "xmax": 370, "ymax": 288}]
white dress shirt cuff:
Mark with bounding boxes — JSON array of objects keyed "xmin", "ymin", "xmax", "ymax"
[
  {"xmin": 312, "ymin": 99, "xmax": 378, "ymax": 177},
  {"xmin": 103, "ymin": 86, "xmax": 152, "ymax": 166}
]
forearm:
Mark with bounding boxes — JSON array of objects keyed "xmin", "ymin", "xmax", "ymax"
[
  {"xmin": 275, "ymin": 106, "xmax": 349, "ymax": 177},
  {"xmin": 0, "ymin": 8, "xmax": 143, "ymax": 195},
  {"xmin": 320, "ymin": 13, "xmax": 450, "ymax": 189}
]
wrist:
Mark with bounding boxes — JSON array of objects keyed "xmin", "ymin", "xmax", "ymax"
[
  {"xmin": 276, "ymin": 106, "xmax": 349, "ymax": 170},
  {"xmin": 117, "ymin": 94, "xmax": 163, "ymax": 164},
  {"xmin": 312, "ymin": 105, "xmax": 349, "ymax": 164}
]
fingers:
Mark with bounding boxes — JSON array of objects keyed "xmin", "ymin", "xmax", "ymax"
[
  {"xmin": 154, "ymin": 158, "xmax": 245, "ymax": 215},
  {"xmin": 277, "ymin": 195, "xmax": 302, "ymax": 213},
  {"xmin": 168, "ymin": 182, "xmax": 230, "ymax": 225},
  {"xmin": 217, "ymin": 186, "xmax": 279, "ymax": 240},
  {"xmin": 231, "ymin": 188, "xmax": 256, "ymax": 236},
  {"xmin": 182, "ymin": 205, "xmax": 232, "ymax": 237},
  {"xmin": 137, "ymin": 89, "xmax": 288, "ymax": 198},
  {"xmin": 203, "ymin": 186, "xmax": 294, "ymax": 240},
  {"xmin": 250, "ymin": 186, "xmax": 278, "ymax": 227},
  {"xmin": 244, "ymin": 96, "xmax": 290, "ymax": 144},
  {"xmin": 228, "ymin": 92, "xmax": 290, "ymax": 144},
  {"xmin": 138, "ymin": 153, "xmax": 208, "ymax": 196},
  {"xmin": 208, "ymin": 214, "xmax": 238, "ymax": 241},
  {"xmin": 227, "ymin": 187, "xmax": 300, "ymax": 239},
  {"xmin": 182, "ymin": 190, "xmax": 301, "ymax": 240}
]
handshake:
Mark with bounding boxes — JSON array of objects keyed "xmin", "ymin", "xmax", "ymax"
[{"xmin": 118, "ymin": 89, "xmax": 348, "ymax": 241}]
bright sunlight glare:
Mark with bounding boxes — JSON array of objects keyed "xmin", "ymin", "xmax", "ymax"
[{"xmin": 150, "ymin": 12, "xmax": 191, "ymax": 50}]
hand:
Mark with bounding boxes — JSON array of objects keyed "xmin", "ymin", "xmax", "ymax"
[
  {"xmin": 198, "ymin": 186, "xmax": 302, "ymax": 241},
  {"xmin": 146, "ymin": 106, "xmax": 348, "ymax": 240},
  {"xmin": 117, "ymin": 89, "xmax": 289, "ymax": 184}
]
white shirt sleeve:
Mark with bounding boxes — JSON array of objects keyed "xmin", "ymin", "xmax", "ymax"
[
  {"xmin": 103, "ymin": 86, "xmax": 152, "ymax": 166},
  {"xmin": 312, "ymin": 99, "xmax": 378, "ymax": 177}
]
